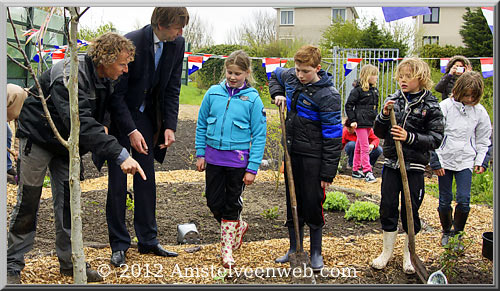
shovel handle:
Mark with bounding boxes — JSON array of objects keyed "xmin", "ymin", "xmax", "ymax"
[
  {"xmin": 388, "ymin": 104, "xmax": 429, "ymax": 282},
  {"xmin": 279, "ymin": 106, "xmax": 303, "ymax": 252}
]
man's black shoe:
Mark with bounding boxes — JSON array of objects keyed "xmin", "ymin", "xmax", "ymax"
[
  {"xmin": 110, "ymin": 250, "xmax": 126, "ymax": 267},
  {"xmin": 60, "ymin": 262, "xmax": 103, "ymax": 282},
  {"xmin": 7, "ymin": 270, "xmax": 21, "ymax": 284},
  {"xmin": 138, "ymin": 244, "xmax": 178, "ymax": 257},
  {"xmin": 7, "ymin": 168, "xmax": 17, "ymax": 176}
]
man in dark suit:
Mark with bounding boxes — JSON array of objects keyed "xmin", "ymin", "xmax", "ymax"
[{"xmin": 106, "ymin": 7, "xmax": 189, "ymax": 267}]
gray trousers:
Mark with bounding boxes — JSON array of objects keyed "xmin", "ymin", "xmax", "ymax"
[{"xmin": 7, "ymin": 138, "xmax": 72, "ymax": 272}]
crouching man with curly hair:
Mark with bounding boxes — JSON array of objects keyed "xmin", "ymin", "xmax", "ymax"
[{"xmin": 7, "ymin": 32, "xmax": 146, "ymax": 284}]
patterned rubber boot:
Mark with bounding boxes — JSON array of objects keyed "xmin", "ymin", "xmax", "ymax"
[
  {"xmin": 221, "ymin": 219, "xmax": 238, "ymax": 268},
  {"xmin": 233, "ymin": 220, "xmax": 249, "ymax": 250}
]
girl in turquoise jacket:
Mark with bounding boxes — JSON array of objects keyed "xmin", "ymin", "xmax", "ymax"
[{"xmin": 195, "ymin": 50, "xmax": 267, "ymax": 268}]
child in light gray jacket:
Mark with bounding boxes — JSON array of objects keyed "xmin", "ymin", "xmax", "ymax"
[{"xmin": 430, "ymin": 71, "xmax": 491, "ymax": 248}]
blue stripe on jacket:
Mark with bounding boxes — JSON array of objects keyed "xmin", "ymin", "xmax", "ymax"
[
  {"xmin": 297, "ymin": 103, "xmax": 320, "ymax": 121},
  {"xmin": 320, "ymin": 111, "xmax": 343, "ymax": 138}
]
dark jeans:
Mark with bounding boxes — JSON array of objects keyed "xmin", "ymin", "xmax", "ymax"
[
  {"xmin": 344, "ymin": 141, "xmax": 382, "ymax": 169},
  {"xmin": 438, "ymin": 168, "xmax": 472, "ymax": 213}
]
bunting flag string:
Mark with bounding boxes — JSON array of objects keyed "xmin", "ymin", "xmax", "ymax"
[
  {"xmin": 481, "ymin": 7, "xmax": 494, "ymax": 34},
  {"xmin": 262, "ymin": 58, "xmax": 288, "ymax": 80},
  {"xmin": 378, "ymin": 58, "xmax": 402, "ymax": 63},
  {"xmin": 31, "ymin": 40, "xmax": 91, "ymax": 63},
  {"xmin": 480, "ymin": 58, "xmax": 493, "ymax": 78},
  {"xmin": 343, "ymin": 58, "xmax": 362, "ymax": 76},
  {"xmin": 440, "ymin": 58, "xmax": 450, "ymax": 73}
]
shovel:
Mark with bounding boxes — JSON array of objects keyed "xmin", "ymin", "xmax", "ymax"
[
  {"xmin": 278, "ymin": 106, "xmax": 312, "ymax": 271},
  {"xmin": 388, "ymin": 104, "xmax": 430, "ymax": 284}
]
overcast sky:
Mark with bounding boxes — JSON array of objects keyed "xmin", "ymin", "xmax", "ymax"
[{"xmin": 78, "ymin": 6, "xmax": 391, "ymax": 44}]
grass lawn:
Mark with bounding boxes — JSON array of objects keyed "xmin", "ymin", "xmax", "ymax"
[{"xmin": 179, "ymin": 82, "xmax": 206, "ymax": 105}]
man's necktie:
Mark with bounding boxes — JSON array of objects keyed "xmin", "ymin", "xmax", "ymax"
[
  {"xmin": 155, "ymin": 41, "xmax": 163, "ymax": 70},
  {"xmin": 140, "ymin": 41, "xmax": 164, "ymax": 113}
]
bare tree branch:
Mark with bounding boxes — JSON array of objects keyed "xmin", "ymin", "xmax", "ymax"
[
  {"xmin": 183, "ymin": 12, "xmax": 214, "ymax": 50},
  {"xmin": 7, "ymin": 7, "xmax": 69, "ymax": 148},
  {"xmin": 7, "ymin": 54, "xmax": 30, "ymax": 71},
  {"xmin": 75, "ymin": 7, "xmax": 90, "ymax": 22}
]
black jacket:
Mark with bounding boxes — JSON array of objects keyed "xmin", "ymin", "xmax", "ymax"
[
  {"xmin": 110, "ymin": 24, "xmax": 185, "ymax": 163},
  {"xmin": 434, "ymin": 73, "xmax": 458, "ymax": 100},
  {"xmin": 17, "ymin": 54, "xmax": 124, "ymax": 162},
  {"xmin": 345, "ymin": 84, "xmax": 379, "ymax": 128},
  {"xmin": 269, "ymin": 67, "xmax": 342, "ymax": 182},
  {"xmin": 373, "ymin": 90, "xmax": 444, "ymax": 171}
]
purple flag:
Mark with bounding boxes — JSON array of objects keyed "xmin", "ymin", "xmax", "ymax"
[{"xmin": 382, "ymin": 7, "xmax": 431, "ymax": 22}]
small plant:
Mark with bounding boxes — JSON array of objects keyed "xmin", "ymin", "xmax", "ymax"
[
  {"xmin": 213, "ymin": 269, "xmax": 228, "ymax": 283},
  {"xmin": 201, "ymin": 191, "xmax": 206, "ymax": 197},
  {"xmin": 43, "ymin": 175, "xmax": 51, "ymax": 188},
  {"xmin": 126, "ymin": 195, "xmax": 134, "ymax": 211},
  {"xmin": 260, "ymin": 206, "xmax": 279, "ymax": 220},
  {"xmin": 132, "ymin": 236, "xmax": 138, "ymax": 243},
  {"xmin": 439, "ymin": 231, "xmax": 473, "ymax": 278},
  {"xmin": 344, "ymin": 201, "xmax": 380, "ymax": 221},
  {"xmin": 323, "ymin": 191, "xmax": 350, "ymax": 211}
]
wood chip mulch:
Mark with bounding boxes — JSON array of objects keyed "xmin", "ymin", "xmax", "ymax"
[{"xmin": 7, "ymin": 170, "xmax": 493, "ymax": 285}]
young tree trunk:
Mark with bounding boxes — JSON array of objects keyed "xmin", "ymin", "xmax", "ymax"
[{"xmin": 67, "ymin": 7, "xmax": 86, "ymax": 284}]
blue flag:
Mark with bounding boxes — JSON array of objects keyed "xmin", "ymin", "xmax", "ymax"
[{"xmin": 382, "ymin": 7, "xmax": 431, "ymax": 22}]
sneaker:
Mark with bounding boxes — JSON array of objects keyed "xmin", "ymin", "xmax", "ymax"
[
  {"xmin": 352, "ymin": 170, "xmax": 365, "ymax": 179},
  {"xmin": 365, "ymin": 172, "xmax": 377, "ymax": 183}
]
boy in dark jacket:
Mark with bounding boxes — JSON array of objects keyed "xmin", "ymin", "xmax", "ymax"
[
  {"xmin": 371, "ymin": 57, "xmax": 444, "ymax": 274},
  {"xmin": 269, "ymin": 45, "xmax": 342, "ymax": 271}
]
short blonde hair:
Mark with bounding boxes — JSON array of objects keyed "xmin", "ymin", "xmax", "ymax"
[
  {"xmin": 294, "ymin": 45, "xmax": 321, "ymax": 67},
  {"xmin": 452, "ymin": 71, "xmax": 484, "ymax": 106},
  {"xmin": 394, "ymin": 57, "xmax": 433, "ymax": 91},
  {"xmin": 87, "ymin": 32, "xmax": 135, "ymax": 66},
  {"xmin": 359, "ymin": 64, "xmax": 378, "ymax": 91}
]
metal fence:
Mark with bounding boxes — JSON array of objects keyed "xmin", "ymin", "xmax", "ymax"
[
  {"xmin": 7, "ymin": 7, "xmax": 68, "ymax": 87},
  {"xmin": 322, "ymin": 47, "xmax": 400, "ymax": 116}
]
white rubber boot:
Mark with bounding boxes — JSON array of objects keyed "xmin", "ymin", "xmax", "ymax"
[
  {"xmin": 371, "ymin": 231, "xmax": 397, "ymax": 269},
  {"xmin": 403, "ymin": 234, "xmax": 416, "ymax": 274}
]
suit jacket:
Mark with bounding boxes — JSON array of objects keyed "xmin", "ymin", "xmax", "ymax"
[{"xmin": 109, "ymin": 24, "xmax": 185, "ymax": 163}]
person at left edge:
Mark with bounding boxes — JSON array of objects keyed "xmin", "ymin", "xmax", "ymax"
[
  {"xmin": 106, "ymin": 7, "xmax": 189, "ymax": 267},
  {"xmin": 7, "ymin": 32, "xmax": 145, "ymax": 285}
]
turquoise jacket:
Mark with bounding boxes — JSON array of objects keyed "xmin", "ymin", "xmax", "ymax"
[{"xmin": 195, "ymin": 81, "xmax": 267, "ymax": 172}]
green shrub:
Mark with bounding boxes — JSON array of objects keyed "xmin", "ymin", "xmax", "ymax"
[
  {"xmin": 470, "ymin": 168, "xmax": 493, "ymax": 206},
  {"xmin": 344, "ymin": 201, "xmax": 380, "ymax": 221},
  {"xmin": 323, "ymin": 191, "xmax": 350, "ymax": 211}
]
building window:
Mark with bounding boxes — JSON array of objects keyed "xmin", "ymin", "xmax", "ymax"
[
  {"xmin": 280, "ymin": 9, "xmax": 294, "ymax": 25},
  {"xmin": 423, "ymin": 7, "xmax": 439, "ymax": 23},
  {"xmin": 423, "ymin": 36, "xmax": 439, "ymax": 45},
  {"xmin": 332, "ymin": 8, "xmax": 346, "ymax": 22}
]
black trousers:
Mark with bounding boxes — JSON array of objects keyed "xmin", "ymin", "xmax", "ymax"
[
  {"xmin": 284, "ymin": 153, "xmax": 326, "ymax": 230},
  {"xmin": 205, "ymin": 163, "xmax": 246, "ymax": 223},
  {"xmin": 379, "ymin": 166, "xmax": 425, "ymax": 234},
  {"xmin": 106, "ymin": 112, "xmax": 158, "ymax": 252}
]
